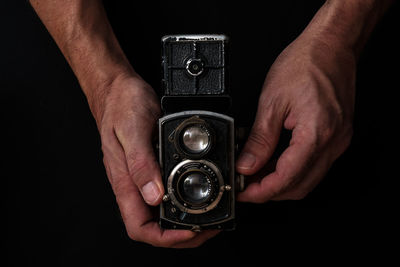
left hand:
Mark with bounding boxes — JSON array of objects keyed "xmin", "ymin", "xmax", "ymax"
[{"xmin": 236, "ymin": 31, "xmax": 355, "ymax": 202}]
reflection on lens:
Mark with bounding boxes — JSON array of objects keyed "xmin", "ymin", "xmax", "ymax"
[
  {"xmin": 182, "ymin": 172, "xmax": 211, "ymax": 205},
  {"xmin": 182, "ymin": 126, "xmax": 210, "ymax": 153}
]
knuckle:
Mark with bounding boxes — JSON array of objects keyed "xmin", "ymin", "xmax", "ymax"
[
  {"xmin": 126, "ymin": 229, "xmax": 136, "ymax": 241},
  {"xmin": 112, "ymin": 176, "xmax": 132, "ymax": 198},
  {"xmin": 265, "ymin": 186, "xmax": 281, "ymax": 200},
  {"xmin": 295, "ymin": 126, "xmax": 319, "ymax": 150},
  {"xmin": 316, "ymin": 104, "xmax": 353, "ymax": 148},
  {"xmin": 247, "ymin": 130, "xmax": 273, "ymax": 151},
  {"xmin": 318, "ymin": 126, "xmax": 335, "ymax": 146},
  {"xmin": 311, "ymin": 107, "xmax": 340, "ymax": 147},
  {"xmin": 126, "ymin": 228, "xmax": 142, "ymax": 243},
  {"xmin": 314, "ymin": 118, "xmax": 354, "ymax": 155}
]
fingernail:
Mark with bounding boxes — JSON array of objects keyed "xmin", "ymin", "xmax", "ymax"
[
  {"xmin": 141, "ymin": 181, "xmax": 161, "ymax": 204},
  {"xmin": 237, "ymin": 152, "xmax": 256, "ymax": 169}
]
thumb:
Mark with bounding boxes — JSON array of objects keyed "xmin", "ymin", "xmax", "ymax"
[
  {"xmin": 236, "ymin": 103, "xmax": 283, "ymax": 176},
  {"xmin": 127, "ymin": 148, "xmax": 164, "ymax": 206},
  {"xmin": 115, "ymin": 118, "xmax": 164, "ymax": 206}
]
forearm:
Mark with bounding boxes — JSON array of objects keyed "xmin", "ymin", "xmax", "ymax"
[
  {"xmin": 29, "ymin": 0, "xmax": 136, "ymax": 107},
  {"xmin": 303, "ymin": 0, "xmax": 393, "ymax": 58}
]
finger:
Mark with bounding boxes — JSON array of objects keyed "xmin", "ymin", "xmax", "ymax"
[
  {"xmin": 236, "ymin": 96, "xmax": 285, "ymax": 176},
  {"xmin": 272, "ymin": 165, "xmax": 325, "ymax": 201},
  {"xmin": 237, "ymin": 124, "xmax": 318, "ymax": 203},
  {"xmin": 172, "ymin": 230, "xmax": 221, "ymax": 249},
  {"xmin": 102, "ymin": 128, "xmax": 198, "ymax": 247},
  {"xmin": 114, "ymin": 113, "xmax": 163, "ymax": 206},
  {"xmin": 116, "ymin": 177, "xmax": 197, "ymax": 247},
  {"xmin": 272, "ymin": 144, "xmax": 335, "ymax": 200},
  {"xmin": 240, "ymin": 158, "xmax": 277, "ymax": 188}
]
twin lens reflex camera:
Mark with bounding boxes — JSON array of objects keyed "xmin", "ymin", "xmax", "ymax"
[{"xmin": 158, "ymin": 35, "xmax": 244, "ymax": 231}]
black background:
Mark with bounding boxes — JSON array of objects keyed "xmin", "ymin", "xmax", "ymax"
[{"xmin": 4, "ymin": 0, "xmax": 399, "ymax": 266}]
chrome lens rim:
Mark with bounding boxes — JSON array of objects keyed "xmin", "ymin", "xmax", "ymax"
[{"xmin": 167, "ymin": 159, "xmax": 224, "ymax": 214}]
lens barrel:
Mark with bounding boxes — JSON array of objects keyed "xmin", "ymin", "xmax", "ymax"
[{"xmin": 167, "ymin": 159, "xmax": 224, "ymax": 214}]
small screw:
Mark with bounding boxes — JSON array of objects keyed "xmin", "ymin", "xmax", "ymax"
[
  {"xmin": 171, "ymin": 207, "xmax": 176, "ymax": 213},
  {"xmin": 224, "ymin": 185, "xmax": 232, "ymax": 191},
  {"xmin": 162, "ymin": 194, "xmax": 170, "ymax": 202},
  {"xmin": 191, "ymin": 225, "xmax": 202, "ymax": 232},
  {"xmin": 173, "ymin": 154, "xmax": 180, "ymax": 160}
]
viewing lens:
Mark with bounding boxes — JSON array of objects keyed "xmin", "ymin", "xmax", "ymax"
[{"xmin": 182, "ymin": 126, "xmax": 210, "ymax": 153}]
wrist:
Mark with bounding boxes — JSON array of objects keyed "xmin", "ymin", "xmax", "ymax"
[
  {"xmin": 302, "ymin": 0, "xmax": 392, "ymax": 59},
  {"xmin": 80, "ymin": 63, "xmax": 137, "ymax": 107},
  {"xmin": 62, "ymin": 33, "xmax": 136, "ymax": 100},
  {"xmin": 85, "ymin": 70, "xmax": 153, "ymax": 125}
]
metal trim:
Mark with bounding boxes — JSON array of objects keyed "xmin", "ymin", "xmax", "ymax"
[
  {"xmin": 162, "ymin": 34, "xmax": 229, "ymax": 42},
  {"xmin": 167, "ymin": 159, "xmax": 225, "ymax": 214}
]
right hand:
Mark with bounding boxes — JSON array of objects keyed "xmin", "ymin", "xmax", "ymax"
[{"xmin": 91, "ymin": 73, "xmax": 219, "ymax": 248}]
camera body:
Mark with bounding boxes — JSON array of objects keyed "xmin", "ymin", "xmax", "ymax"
[{"xmin": 159, "ymin": 35, "xmax": 237, "ymax": 231}]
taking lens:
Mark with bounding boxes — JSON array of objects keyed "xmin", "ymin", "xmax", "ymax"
[{"xmin": 181, "ymin": 172, "xmax": 211, "ymax": 205}]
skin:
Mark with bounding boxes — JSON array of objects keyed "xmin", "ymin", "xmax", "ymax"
[
  {"xmin": 236, "ymin": 0, "xmax": 393, "ymax": 202},
  {"xmin": 30, "ymin": 0, "xmax": 392, "ymax": 248}
]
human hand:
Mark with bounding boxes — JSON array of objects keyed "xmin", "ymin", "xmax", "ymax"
[
  {"xmin": 92, "ymin": 74, "xmax": 219, "ymax": 247},
  {"xmin": 236, "ymin": 31, "xmax": 355, "ymax": 202},
  {"xmin": 31, "ymin": 0, "xmax": 392, "ymax": 248}
]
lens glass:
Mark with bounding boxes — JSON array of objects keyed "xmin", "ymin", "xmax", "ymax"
[
  {"xmin": 182, "ymin": 172, "xmax": 211, "ymax": 205},
  {"xmin": 182, "ymin": 126, "xmax": 210, "ymax": 153}
]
